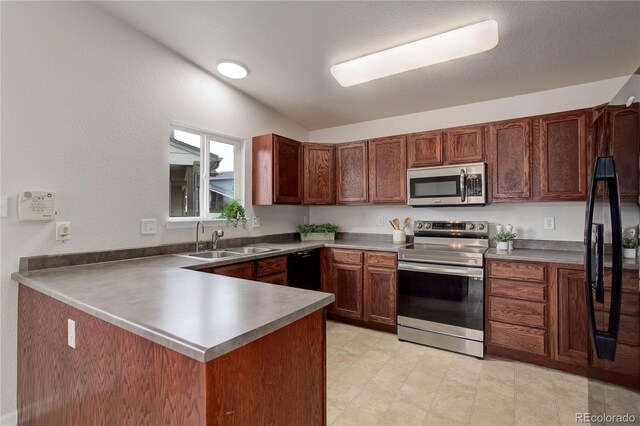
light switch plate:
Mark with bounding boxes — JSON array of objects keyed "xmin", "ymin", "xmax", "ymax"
[
  {"xmin": 67, "ymin": 319, "xmax": 76, "ymax": 349},
  {"xmin": 141, "ymin": 219, "xmax": 156, "ymax": 235},
  {"xmin": 252, "ymin": 217, "xmax": 261, "ymax": 228},
  {"xmin": 377, "ymin": 216, "xmax": 384, "ymax": 226}
]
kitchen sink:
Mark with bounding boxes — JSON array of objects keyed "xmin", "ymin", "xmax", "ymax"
[
  {"xmin": 187, "ymin": 250, "xmax": 242, "ymax": 259},
  {"xmin": 225, "ymin": 246, "xmax": 281, "ymax": 254}
]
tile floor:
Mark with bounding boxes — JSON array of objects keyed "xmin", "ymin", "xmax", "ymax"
[{"xmin": 326, "ymin": 321, "xmax": 640, "ymax": 426}]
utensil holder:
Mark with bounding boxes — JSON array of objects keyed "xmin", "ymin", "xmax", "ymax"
[{"xmin": 393, "ymin": 230, "xmax": 406, "ymax": 244}]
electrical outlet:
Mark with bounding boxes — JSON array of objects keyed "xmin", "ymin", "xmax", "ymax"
[
  {"xmin": 252, "ymin": 217, "xmax": 261, "ymax": 228},
  {"xmin": 377, "ymin": 216, "xmax": 384, "ymax": 226},
  {"xmin": 303, "ymin": 215, "xmax": 309, "ymax": 225},
  {"xmin": 56, "ymin": 221, "xmax": 70, "ymax": 241},
  {"xmin": 544, "ymin": 217, "xmax": 555, "ymax": 230},
  {"xmin": 140, "ymin": 219, "xmax": 156, "ymax": 235},
  {"xmin": 68, "ymin": 319, "xmax": 76, "ymax": 349}
]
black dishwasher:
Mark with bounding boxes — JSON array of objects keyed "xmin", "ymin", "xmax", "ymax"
[{"xmin": 287, "ymin": 249, "xmax": 321, "ymax": 291}]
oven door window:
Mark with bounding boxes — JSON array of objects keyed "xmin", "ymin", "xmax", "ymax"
[
  {"xmin": 410, "ymin": 175, "xmax": 461, "ymax": 199},
  {"xmin": 398, "ymin": 269, "xmax": 483, "ymax": 332}
]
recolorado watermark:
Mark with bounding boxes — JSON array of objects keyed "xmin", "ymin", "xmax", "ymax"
[{"xmin": 576, "ymin": 412, "xmax": 636, "ymax": 423}]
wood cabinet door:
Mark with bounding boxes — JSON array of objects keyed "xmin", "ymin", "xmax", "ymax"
[
  {"xmin": 212, "ymin": 262, "xmax": 256, "ymax": 280},
  {"xmin": 336, "ymin": 142, "xmax": 368, "ymax": 204},
  {"xmin": 554, "ymin": 267, "xmax": 590, "ymax": 366},
  {"xmin": 363, "ymin": 266, "xmax": 397, "ymax": 326},
  {"xmin": 368, "ymin": 136, "xmax": 407, "ymax": 203},
  {"xmin": 445, "ymin": 125, "xmax": 485, "ymax": 164},
  {"xmin": 606, "ymin": 105, "xmax": 639, "ymax": 201},
  {"xmin": 407, "ymin": 130, "xmax": 443, "ymax": 168},
  {"xmin": 332, "ymin": 263, "xmax": 364, "ymax": 320},
  {"xmin": 537, "ymin": 111, "xmax": 588, "ymax": 200},
  {"xmin": 273, "ymin": 135, "xmax": 302, "ymax": 204},
  {"xmin": 303, "ymin": 143, "xmax": 336, "ymax": 205},
  {"xmin": 489, "ymin": 119, "xmax": 532, "ymax": 201}
]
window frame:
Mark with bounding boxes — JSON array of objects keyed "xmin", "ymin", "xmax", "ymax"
[{"xmin": 167, "ymin": 124, "xmax": 244, "ymax": 227}]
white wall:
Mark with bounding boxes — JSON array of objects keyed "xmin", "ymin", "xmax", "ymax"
[
  {"xmin": 308, "ymin": 77, "xmax": 639, "ymax": 242},
  {"xmin": 0, "ymin": 2, "xmax": 309, "ymax": 422}
]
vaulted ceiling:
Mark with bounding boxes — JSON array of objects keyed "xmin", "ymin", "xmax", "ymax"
[{"xmin": 97, "ymin": 1, "xmax": 640, "ymax": 130}]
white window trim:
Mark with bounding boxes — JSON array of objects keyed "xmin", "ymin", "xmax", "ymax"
[{"xmin": 167, "ymin": 124, "xmax": 244, "ymax": 228}]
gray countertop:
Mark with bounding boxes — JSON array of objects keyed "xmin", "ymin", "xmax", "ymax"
[
  {"xmin": 486, "ymin": 248, "xmax": 639, "ymax": 270},
  {"xmin": 12, "ymin": 239, "xmax": 404, "ymax": 363}
]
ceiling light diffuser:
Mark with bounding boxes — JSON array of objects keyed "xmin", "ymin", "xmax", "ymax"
[
  {"xmin": 217, "ymin": 60, "xmax": 249, "ymax": 79},
  {"xmin": 330, "ymin": 20, "xmax": 499, "ymax": 87}
]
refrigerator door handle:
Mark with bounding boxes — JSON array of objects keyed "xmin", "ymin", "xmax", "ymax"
[{"xmin": 584, "ymin": 156, "xmax": 623, "ymax": 361}]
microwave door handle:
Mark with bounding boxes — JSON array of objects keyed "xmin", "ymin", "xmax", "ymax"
[{"xmin": 460, "ymin": 169, "xmax": 466, "ymax": 202}]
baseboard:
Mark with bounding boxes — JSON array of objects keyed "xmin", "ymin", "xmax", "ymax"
[{"xmin": 0, "ymin": 409, "xmax": 17, "ymax": 426}]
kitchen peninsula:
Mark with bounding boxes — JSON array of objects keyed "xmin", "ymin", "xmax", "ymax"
[{"xmin": 13, "ymin": 253, "xmax": 334, "ymax": 425}]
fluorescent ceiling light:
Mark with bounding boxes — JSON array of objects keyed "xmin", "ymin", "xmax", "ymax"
[
  {"xmin": 330, "ymin": 20, "xmax": 499, "ymax": 87},
  {"xmin": 217, "ymin": 60, "xmax": 249, "ymax": 79}
]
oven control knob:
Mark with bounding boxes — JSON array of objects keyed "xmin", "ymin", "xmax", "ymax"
[
  {"xmin": 416, "ymin": 222, "xmax": 423, "ymax": 229},
  {"xmin": 423, "ymin": 223, "xmax": 431, "ymax": 229},
  {"xmin": 467, "ymin": 223, "xmax": 475, "ymax": 230},
  {"xmin": 477, "ymin": 223, "xmax": 485, "ymax": 230}
]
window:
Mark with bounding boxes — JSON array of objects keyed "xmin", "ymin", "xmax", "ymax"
[{"xmin": 169, "ymin": 126, "xmax": 242, "ymax": 219}]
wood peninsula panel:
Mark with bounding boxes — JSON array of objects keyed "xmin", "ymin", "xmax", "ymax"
[
  {"xmin": 18, "ymin": 286, "xmax": 326, "ymax": 426},
  {"xmin": 445, "ymin": 124, "xmax": 485, "ymax": 164},
  {"xmin": 303, "ymin": 143, "xmax": 336, "ymax": 205},
  {"xmin": 536, "ymin": 111, "xmax": 588, "ymax": 200},
  {"xmin": 407, "ymin": 130, "xmax": 443, "ymax": 168},
  {"xmin": 368, "ymin": 136, "xmax": 407, "ymax": 203},
  {"xmin": 336, "ymin": 141, "xmax": 368, "ymax": 204},
  {"xmin": 488, "ymin": 119, "xmax": 532, "ymax": 201}
]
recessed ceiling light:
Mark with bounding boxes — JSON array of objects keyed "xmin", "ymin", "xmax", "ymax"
[
  {"xmin": 217, "ymin": 60, "xmax": 249, "ymax": 79},
  {"xmin": 330, "ymin": 20, "xmax": 499, "ymax": 87}
]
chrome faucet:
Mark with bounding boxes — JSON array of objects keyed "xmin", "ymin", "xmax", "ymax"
[
  {"xmin": 212, "ymin": 229, "xmax": 224, "ymax": 250},
  {"xmin": 195, "ymin": 221, "xmax": 205, "ymax": 253}
]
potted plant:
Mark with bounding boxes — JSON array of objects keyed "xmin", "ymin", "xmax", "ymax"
[
  {"xmin": 219, "ymin": 199, "xmax": 247, "ymax": 228},
  {"xmin": 492, "ymin": 230, "xmax": 517, "ymax": 251},
  {"xmin": 297, "ymin": 223, "xmax": 339, "ymax": 241},
  {"xmin": 623, "ymin": 234, "xmax": 637, "ymax": 259}
]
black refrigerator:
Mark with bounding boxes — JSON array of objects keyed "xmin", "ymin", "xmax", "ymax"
[{"xmin": 584, "ymin": 68, "xmax": 639, "ymax": 383}]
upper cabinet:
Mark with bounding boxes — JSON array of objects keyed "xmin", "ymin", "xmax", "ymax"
[
  {"xmin": 368, "ymin": 136, "xmax": 407, "ymax": 204},
  {"xmin": 604, "ymin": 105, "xmax": 639, "ymax": 201},
  {"xmin": 336, "ymin": 141, "xmax": 369, "ymax": 204},
  {"xmin": 536, "ymin": 111, "xmax": 588, "ymax": 200},
  {"xmin": 445, "ymin": 125, "xmax": 485, "ymax": 164},
  {"xmin": 407, "ymin": 130, "xmax": 443, "ymax": 168},
  {"xmin": 303, "ymin": 143, "xmax": 336, "ymax": 205},
  {"xmin": 252, "ymin": 134, "xmax": 302, "ymax": 205},
  {"xmin": 488, "ymin": 119, "xmax": 533, "ymax": 202}
]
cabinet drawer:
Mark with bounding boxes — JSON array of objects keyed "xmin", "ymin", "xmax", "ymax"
[
  {"xmin": 365, "ymin": 252, "xmax": 396, "ymax": 268},
  {"xmin": 256, "ymin": 256, "xmax": 287, "ymax": 277},
  {"xmin": 488, "ymin": 296, "xmax": 546, "ymax": 328},
  {"xmin": 213, "ymin": 262, "xmax": 256, "ymax": 280},
  {"xmin": 488, "ymin": 279, "xmax": 546, "ymax": 302},
  {"xmin": 332, "ymin": 249, "xmax": 363, "ymax": 265},
  {"xmin": 489, "ymin": 321, "xmax": 547, "ymax": 356},
  {"xmin": 257, "ymin": 272, "xmax": 288, "ymax": 286},
  {"xmin": 488, "ymin": 260, "xmax": 547, "ymax": 283},
  {"xmin": 604, "ymin": 269, "xmax": 639, "ymax": 293},
  {"xmin": 595, "ymin": 291, "xmax": 640, "ymax": 316}
]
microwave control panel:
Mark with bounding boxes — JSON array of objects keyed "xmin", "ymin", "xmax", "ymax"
[{"xmin": 466, "ymin": 174, "xmax": 483, "ymax": 197}]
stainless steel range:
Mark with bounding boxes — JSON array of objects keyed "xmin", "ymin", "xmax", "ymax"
[{"xmin": 397, "ymin": 220, "xmax": 489, "ymax": 358}]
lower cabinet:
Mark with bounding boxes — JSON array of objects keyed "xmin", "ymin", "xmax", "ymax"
[
  {"xmin": 202, "ymin": 256, "xmax": 288, "ymax": 285},
  {"xmin": 486, "ymin": 259, "xmax": 640, "ymax": 388},
  {"xmin": 322, "ymin": 248, "xmax": 397, "ymax": 331}
]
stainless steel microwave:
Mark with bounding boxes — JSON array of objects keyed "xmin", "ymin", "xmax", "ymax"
[{"xmin": 407, "ymin": 162, "xmax": 487, "ymax": 207}]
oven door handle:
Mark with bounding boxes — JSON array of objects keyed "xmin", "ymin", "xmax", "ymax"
[{"xmin": 398, "ymin": 261, "xmax": 483, "ymax": 279}]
